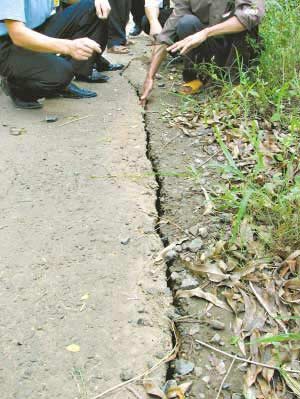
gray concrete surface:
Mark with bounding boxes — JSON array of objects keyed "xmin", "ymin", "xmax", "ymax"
[{"xmin": 0, "ymin": 64, "xmax": 171, "ymax": 399}]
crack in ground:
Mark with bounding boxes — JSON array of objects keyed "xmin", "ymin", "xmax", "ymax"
[{"xmin": 121, "ymin": 69, "xmax": 177, "ymax": 383}]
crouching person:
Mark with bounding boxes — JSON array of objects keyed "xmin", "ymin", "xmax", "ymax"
[
  {"xmin": 141, "ymin": 0, "xmax": 265, "ymax": 104},
  {"xmin": 0, "ymin": 0, "xmax": 112, "ymax": 109}
]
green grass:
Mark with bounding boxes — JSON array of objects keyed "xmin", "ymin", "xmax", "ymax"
[{"xmin": 179, "ymin": 0, "xmax": 300, "ymax": 255}]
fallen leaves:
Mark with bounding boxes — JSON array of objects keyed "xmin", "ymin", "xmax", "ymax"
[
  {"xmin": 66, "ymin": 344, "xmax": 80, "ymax": 353},
  {"xmin": 176, "ymin": 287, "xmax": 231, "ymax": 311}
]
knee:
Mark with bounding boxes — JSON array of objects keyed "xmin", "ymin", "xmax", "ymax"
[
  {"xmin": 51, "ymin": 58, "xmax": 74, "ymax": 89},
  {"xmin": 176, "ymin": 15, "xmax": 202, "ymax": 39}
]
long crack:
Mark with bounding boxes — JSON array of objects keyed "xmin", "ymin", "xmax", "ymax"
[{"xmin": 121, "ymin": 68, "xmax": 178, "ymax": 383}]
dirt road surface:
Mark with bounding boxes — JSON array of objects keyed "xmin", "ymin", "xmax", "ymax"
[{"xmin": 0, "ymin": 55, "xmax": 172, "ymax": 398}]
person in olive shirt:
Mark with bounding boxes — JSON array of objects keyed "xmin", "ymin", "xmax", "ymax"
[
  {"xmin": 0, "ymin": 0, "xmax": 122, "ymax": 109},
  {"xmin": 141, "ymin": 0, "xmax": 265, "ymax": 105}
]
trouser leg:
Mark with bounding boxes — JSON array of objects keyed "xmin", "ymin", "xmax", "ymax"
[
  {"xmin": 131, "ymin": 0, "xmax": 145, "ymax": 27},
  {"xmin": 108, "ymin": 0, "xmax": 131, "ymax": 47},
  {"xmin": 141, "ymin": 8, "xmax": 173, "ymax": 35},
  {"xmin": 0, "ymin": 40, "xmax": 73, "ymax": 100},
  {"xmin": 40, "ymin": 0, "xmax": 108, "ymax": 77},
  {"xmin": 175, "ymin": 14, "xmax": 231, "ymax": 81}
]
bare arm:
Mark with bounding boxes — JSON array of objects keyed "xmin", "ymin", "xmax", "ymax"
[
  {"xmin": 145, "ymin": 6, "xmax": 162, "ymax": 36},
  {"xmin": 140, "ymin": 43, "xmax": 167, "ymax": 106},
  {"xmin": 168, "ymin": 16, "xmax": 245, "ymax": 55},
  {"xmin": 5, "ymin": 20, "xmax": 101, "ymax": 60}
]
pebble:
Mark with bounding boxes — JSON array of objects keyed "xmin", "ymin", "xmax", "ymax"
[
  {"xmin": 202, "ymin": 375, "xmax": 210, "ymax": 384},
  {"xmin": 188, "ymin": 238, "xmax": 203, "ymax": 253},
  {"xmin": 209, "ymin": 320, "xmax": 225, "ymax": 330},
  {"xmin": 120, "ymin": 369, "xmax": 134, "ymax": 381},
  {"xmin": 199, "ymin": 227, "xmax": 208, "ymax": 238},
  {"xmin": 211, "ymin": 333, "xmax": 221, "ymax": 344},
  {"xmin": 232, "ymin": 394, "xmax": 243, "ymax": 399},
  {"xmin": 189, "ymin": 224, "xmax": 200, "ymax": 237},
  {"xmin": 199, "ymin": 394, "xmax": 205, "ymax": 399},
  {"xmin": 194, "ymin": 366, "xmax": 203, "ymax": 377},
  {"xmin": 120, "ymin": 237, "xmax": 130, "ymax": 245},
  {"xmin": 181, "ymin": 277, "xmax": 199, "ymax": 290},
  {"xmin": 166, "ymin": 250, "xmax": 177, "ymax": 261},
  {"xmin": 174, "ymin": 359, "xmax": 195, "ymax": 376},
  {"xmin": 158, "ymin": 83, "xmax": 166, "ymax": 88},
  {"xmin": 45, "ymin": 115, "xmax": 58, "ymax": 123}
]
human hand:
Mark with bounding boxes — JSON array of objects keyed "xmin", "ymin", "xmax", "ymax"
[
  {"xmin": 167, "ymin": 30, "xmax": 208, "ymax": 55},
  {"xmin": 140, "ymin": 76, "xmax": 154, "ymax": 107},
  {"xmin": 69, "ymin": 37, "xmax": 101, "ymax": 60},
  {"xmin": 95, "ymin": 0, "xmax": 111, "ymax": 19}
]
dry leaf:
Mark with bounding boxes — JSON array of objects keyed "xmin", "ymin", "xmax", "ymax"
[
  {"xmin": 81, "ymin": 293, "xmax": 90, "ymax": 301},
  {"xmin": 176, "ymin": 288, "xmax": 231, "ymax": 311},
  {"xmin": 144, "ymin": 382, "xmax": 166, "ymax": 399},
  {"xmin": 166, "ymin": 382, "xmax": 192, "ymax": 399},
  {"xmin": 66, "ymin": 344, "xmax": 80, "ymax": 353}
]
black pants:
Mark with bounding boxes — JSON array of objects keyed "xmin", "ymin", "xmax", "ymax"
[
  {"xmin": 174, "ymin": 15, "xmax": 259, "ymax": 82},
  {"xmin": 108, "ymin": 0, "xmax": 131, "ymax": 47},
  {"xmin": 131, "ymin": 0, "xmax": 145, "ymax": 27},
  {"xmin": 0, "ymin": 0, "xmax": 107, "ymax": 100}
]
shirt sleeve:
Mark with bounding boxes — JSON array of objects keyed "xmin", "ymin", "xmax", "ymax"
[
  {"xmin": 156, "ymin": 0, "xmax": 191, "ymax": 45},
  {"xmin": 145, "ymin": 0, "xmax": 163, "ymax": 8},
  {"xmin": 234, "ymin": 0, "xmax": 265, "ymax": 31},
  {"xmin": 0, "ymin": 0, "xmax": 26, "ymax": 23}
]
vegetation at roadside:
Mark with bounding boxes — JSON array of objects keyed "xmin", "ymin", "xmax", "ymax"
[
  {"xmin": 163, "ymin": 1, "xmax": 300, "ymax": 398},
  {"xmin": 181, "ymin": 0, "xmax": 300, "ymax": 257}
]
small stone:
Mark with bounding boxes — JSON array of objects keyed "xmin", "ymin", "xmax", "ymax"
[
  {"xmin": 202, "ymin": 376, "xmax": 210, "ymax": 384},
  {"xmin": 120, "ymin": 237, "xmax": 130, "ymax": 245},
  {"xmin": 198, "ymin": 227, "xmax": 208, "ymax": 238},
  {"xmin": 189, "ymin": 224, "xmax": 200, "ymax": 236},
  {"xmin": 194, "ymin": 367, "xmax": 203, "ymax": 377},
  {"xmin": 232, "ymin": 394, "xmax": 243, "ymax": 399},
  {"xmin": 188, "ymin": 238, "xmax": 203, "ymax": 253},
  {"xmin": 181, "ymin": 277, "xmax": 199, "ymax": 290},
  {"xmin": 158, "ymin": 82, "xmax": 166, "ymax": 88},
  {"xmin": 189, "ymin": 325, "xmax": 200, "ymax": 336},
  {"xmin": 174, "ymin": 359, "xmax": 194, "ymax": 376},
  {"xmin": 199, "ymin": 394, "xmax": 205, "ymax": 399},
  {"xmin": 166, "ymin": 250, "xmax": 177, "ymax": 261},
  {"xmin": 209, "ymin": 320, "xmax": 225, "ymax": 330},
  {"xmin": 211, "ymin": 333, "xmax": 221, "ymax": 344},
  {"xmin": 175, "ymin": 244, "xmax": 183, "ymax": 252},
  {"xmin": 156, "ymin": 73, "xmax": 163, "ymax": 80},
  {"xmin": 46, "ymin": 115, "xmax": 58, "ymax": 123},
  {"xmin": 222, "ymin": 383, "xmax": 231, "ymax": 390},
  {"xmin": 163, "ymin": 380, "xmax": 177, "ymax": 392},
  {"xmin": 120, "ymin": 369, "xmax": 134, "ymax": 381}
]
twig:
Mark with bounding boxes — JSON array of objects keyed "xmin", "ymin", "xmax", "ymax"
[
  {"xmin": 57, "ymin": 115, "xmax": 93, "ymax": 127},
  {"xmin": 249, "ymin": 282, "xmax": 288, "ymax": 333},
  {"xmin": 162, "ymin": 133, "xmax": 181, "ymax": 149},
  {"xmin": 198, "ymin": 150, "xmax": 221, "ymax": 168},
  {"xmin": 0, "ymin": 225, "xmax": 8, "ymax": 230},
  {"xmin": 195, "ymin": 339, "xmax": 300, "ymax": 374},
  {"xmin": 215, "ymin": 359, "xmax": 235, "ymax": 399},
  {"xmin": 90, "ymin": 322, "xmax": 179, "ymax": 399}
]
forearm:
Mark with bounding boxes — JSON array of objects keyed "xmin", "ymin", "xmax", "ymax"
[
  {"xmin": 145, "ymin": 6, "xmax": 160, "ymax": 23},
  {"xmin": 6, "ymin": 21, "xmax": 71, "ymax": 55},
  {"xmin": 205, "ymin": 16, "xmax": 245, "ymax": 38},
  {"xmin": 147, "ymin": 44, "xmax": 167, "ymax": 78}
]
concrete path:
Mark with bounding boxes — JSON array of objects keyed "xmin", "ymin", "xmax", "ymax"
[{"xmin": 0, "ymin": 65, "xmax": 171, "ymax": 399}]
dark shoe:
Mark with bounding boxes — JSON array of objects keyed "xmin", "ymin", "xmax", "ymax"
[
  {"xmin": 129, "ymin": 24, "xmax": 142, "ymax": 36},
  {"xmin": 75, "ymin": 70, "xmax": 110, "ymax": 83},
  {"xmin": 1, "ymin": 78, "xmax": 42, "ymax": 109},
  {"xmin": 60, "ymin": 83, "xmax": 97, "ymax": 99},
  {"xmin": 104, "ymin": 63, "xmax": 124, "ymax": 72}
]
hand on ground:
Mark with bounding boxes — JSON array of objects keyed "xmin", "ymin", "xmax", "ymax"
[
  {"xmin": 140, "ymin": 77, "xmax": 154, "ymax": 107},
  {"xmin": 69, "ymin": 38, "xmax": 101, "ymax": 61},
  {"xmin": 95, "ymin": 0, "xmax": 111, "ymax": 19},
  {"xmin": 167, "ymin": 31, "xmax": 208, "ymax": 55}
]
